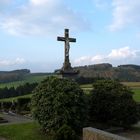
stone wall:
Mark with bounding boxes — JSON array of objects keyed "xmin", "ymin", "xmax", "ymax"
[{"xmin": 83, "ymin": 127, "xmax": 130, "ymax": 140}]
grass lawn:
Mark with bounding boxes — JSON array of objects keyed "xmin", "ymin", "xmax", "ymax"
[
  {"xmin": 0, "ymin": 74, "xmax": 50, "ymax": 88},
  {"xmin": 0, "ymin": 94, "xmax": 33, "ymax": 102},
  {"xmin": 81, "ymin": 82, "xmax": 140, "ymax": 89},
  {"xmin": 122, "ymin": 82, "xmax": 140, "ymax": 88},
  {"xmin": 0, "ymin": 122, "xmax": 51, "ymax": 140},
  {"xmin": 133, "ymin": 89, "xmax": 140, "ymax": 103},
  {"xmin": 80, "ymin": 83, "xmax": 140, "ymax": 103},
  {"xmin": 80, "ymin": 84, "xmax": 92, "ymax": 89}
]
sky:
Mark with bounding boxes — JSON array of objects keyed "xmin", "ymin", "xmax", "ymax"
[{"xmin": 0, "ymin": 0, "xmax": 140, "ymax": 72}]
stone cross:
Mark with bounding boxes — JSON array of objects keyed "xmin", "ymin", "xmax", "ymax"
[{"xmin": 57, "ymin": 29, "xmax": 76, "ymax": 70}]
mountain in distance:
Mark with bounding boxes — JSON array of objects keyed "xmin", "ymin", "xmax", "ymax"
[
  {"xmin": 0, "ymin": 63, "xmax": 140, "ymax": 83},
  {"xmin": 74, "ymin": 63, "xmax": 140, "ymax": 82},
  {"xmin": 0, "ymin": 69, "xmax": 30, "ymax": 83}
]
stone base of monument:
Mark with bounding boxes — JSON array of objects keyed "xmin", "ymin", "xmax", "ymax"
[{"xmin": 55, "ymin": 69, "xmax": 79, "ymax": 79}]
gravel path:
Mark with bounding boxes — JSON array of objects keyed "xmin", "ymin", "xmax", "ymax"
[
  {"xmin": 134, "ymin": 121, "xmax": 140, "ymax": 127},
  {"xmin": 117, "ymin": 130, "xmax": 140, "ymax": 140},
  {"xmin": 0, "ymin": 137, "xmax": 6, "ymax": 140},
  {"xmin": 117, "ymin": 122, "xmax": 140, "ymax": 140},
  {"xmin": 0, "ymin": 112, "xmax": 32, "ymax": 125}
]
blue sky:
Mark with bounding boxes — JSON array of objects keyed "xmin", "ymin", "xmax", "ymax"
[{"xmin": 0, "ymin": 0, "xmax": 140, "ymax": 72}]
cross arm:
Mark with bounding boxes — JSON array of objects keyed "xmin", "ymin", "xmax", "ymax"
[
  {"xmin": 69, "ymin": 38, "xmax": 76, "ymax": 42},
  {"xmin": 57, "ymin": 37, "xmax": 65, "ymax": 41}
]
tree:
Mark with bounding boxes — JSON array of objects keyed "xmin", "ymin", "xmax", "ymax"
[
  {"xmin": 31, "ymin": 77, "xmax": 86, "ymax": 138},
  {"xmin": 89, "ymin": 80, "xmax": 139, "ymax": 128}
]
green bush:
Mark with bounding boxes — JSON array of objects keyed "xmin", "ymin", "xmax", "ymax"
[
  {"xmin": 54, "ymin": 124, "xmax": 77, "ymax": 140},
  {"xmin": 17, "ymin": 97, "xmax": 31, "ymax": 113},
  {"xmin": 138, "ymin": 103, "xmax": 140, "ymax": 120},
  {"xmin": 31, "ymin": 77, "xmax": 86, "ymax": 138},
  {"xmin": 89, "ymin": 80, "xmax": 139, "ymax": 128},
  {"xmin": 2, "ymin": 101, "xmax": 12, "ymax": 111}
]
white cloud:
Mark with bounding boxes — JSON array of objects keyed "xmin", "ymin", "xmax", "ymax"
[
  {"xmin": 15, "ymin": 58, "xmax": 26, "ymax": 64},
  {"xmin": 108, "ymin": 46, "xmax": 136, "ymax": 59},
  {"xmin": 0, "ymin": 0, "xmax": 90, "ymax": 36},
  {"xmin": 109, "ymin": 0, "xmax": 140, "ymax": 31},
  {"xmin": 74, "ymin": 46, "xmax": 140, "ymax": 66},
  {"xmin": 74, "ymin": 55, "xmax": 105, "ymax": 66},
  {"xmin": 0, "ymin": 58, "xmax": 26, "ymax": 67},
  {"xmin": 30, "ymin": 0, "xmax": 47, "ymax": 5}
]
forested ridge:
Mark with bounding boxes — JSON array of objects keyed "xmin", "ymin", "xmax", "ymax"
[
  {"xmin": 0, "ymin": 69, "xmax": 30, "ymax": 83},
  {"xmin": 1, "ymin": 64, "xmax": 140, "ymax": 83},
  {"xmin": 74, "ymin": 63, "xmax": 140, "ymax": 82}
]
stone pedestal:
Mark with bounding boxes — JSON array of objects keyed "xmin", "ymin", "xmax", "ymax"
[{"xmin": 55, "ymin": 67, "xmax": 79, "ymax": 79}]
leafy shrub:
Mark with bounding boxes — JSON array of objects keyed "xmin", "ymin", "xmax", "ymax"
[
  {"xmin": 31, "ymin": 77, "xmax": 86, "ymax": 138},
  {"xmin": 0, "ymin": 82, "xmax": 38, "ymax": 99},
  {"xmin": 17, "ymin": 97, "xmax": 31, "ymax": 112},
  {"xmin": 137, "ymin": 103, "xmax": 140, "ymax": 120},
  {"xmin": 89, "ymin": 80, "xmax": 139, "ymax": 128},
  {"xmin": 2, "ymin": 101, "xmax": 12, "ymax": 111},
  {"xmin": 54, "ymin": 124, "xmax": 77, "ymax": 140}
]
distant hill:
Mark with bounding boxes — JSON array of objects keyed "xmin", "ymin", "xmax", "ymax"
[
  {"xmin": 1, "ymin": 64, "xmax": 140, "ymax": 84},
  {"xmin": 74, "ymin": 63, "xmax": 140, "ymax": 82},
  {"xmin": 0, "ymin": 69, "xmax": 54, "ymax": 89},
  {"xmin": 0, "ymin": 69, "xmax": 30, "ymax": 83}
]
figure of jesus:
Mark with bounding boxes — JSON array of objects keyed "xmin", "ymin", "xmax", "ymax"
[
  {"xmin": 65, "ymin": 39, "xmax": 70, "ymax": 57},
  {"xmin": 57, "ymin": 29, "xmax": 76, "ymax": 70}
]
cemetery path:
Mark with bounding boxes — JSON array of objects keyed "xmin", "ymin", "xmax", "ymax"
[
  {"xmin": 0, "ymin": 137, "xmax": 6, "ymax": 140},
  {"xmin": 135, "ymin": 121, "xmax": 140, "ymax": 127},
  {"xmin": 117, "ymin": 121, "xmax": 140, "ymax": 140},
  {"xmin": 0, "ymin": 112, "xmax": 33, "ymax": 126},
  {"xmin": 117, "ymin": 130, "xmax": 140, "ymax": 140}
]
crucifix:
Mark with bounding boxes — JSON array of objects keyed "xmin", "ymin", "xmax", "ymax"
[{"xmin": 57, "ymin": 29, "xmax": 76, "ymax": 71}]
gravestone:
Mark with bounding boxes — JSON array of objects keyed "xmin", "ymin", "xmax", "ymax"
[{"xmin": 55, "ymin": 29, "xmax": 79, "ymax": 78}]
